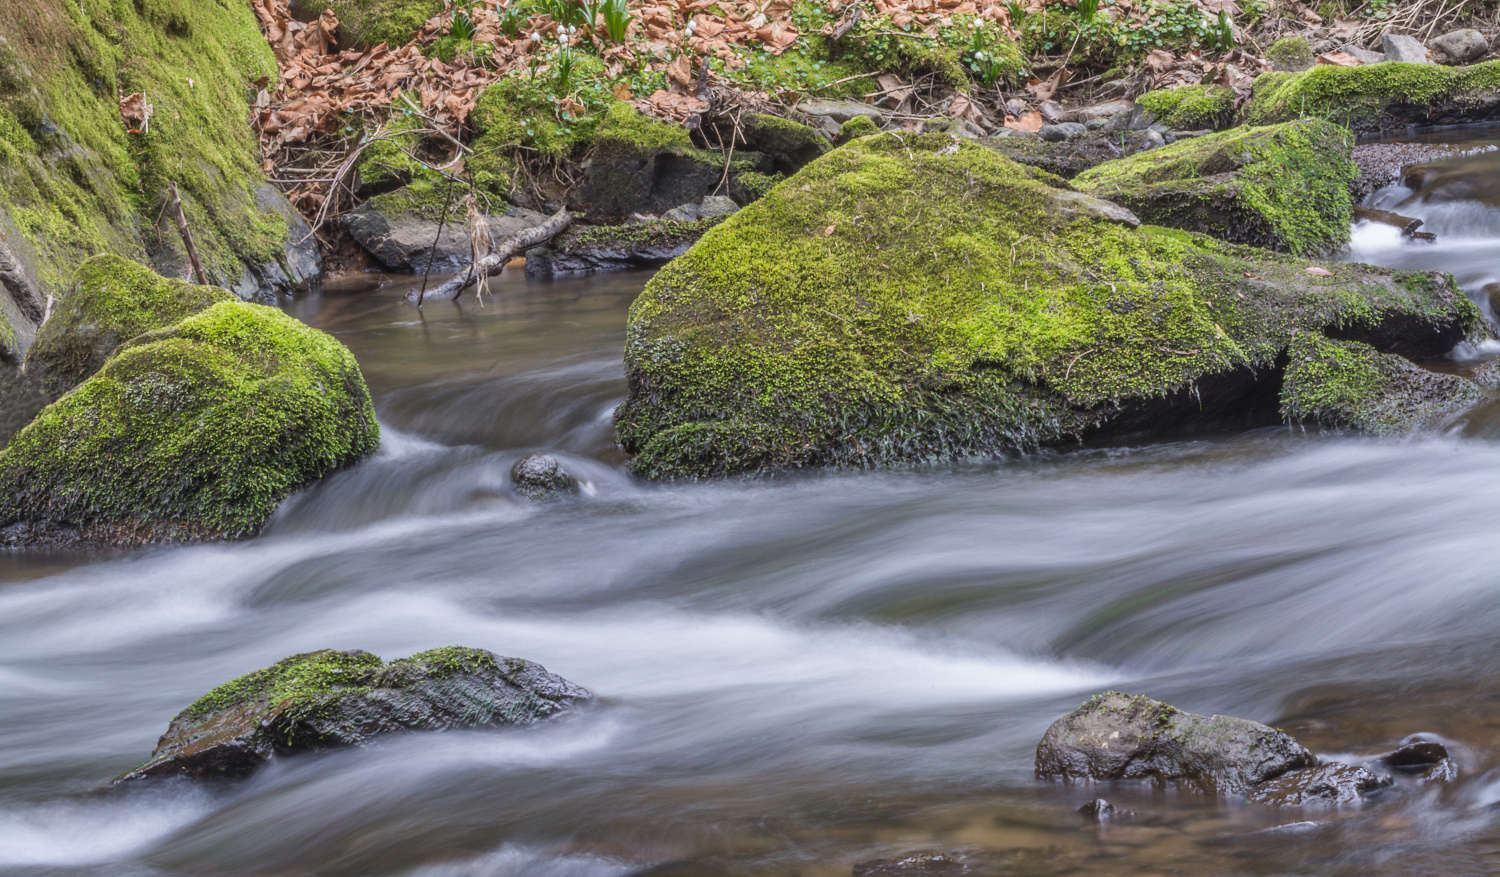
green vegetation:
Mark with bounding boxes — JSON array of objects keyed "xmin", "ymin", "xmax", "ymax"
[
  {"xmin": 837, "ymin": 115, "xmax": 881, "ymax": 145},
  {"xmin": 1266, "ymin": 36, "xmax": 1314, "ymax": 72},
  {"xmin": 616, "ymin": 133, "xmax": 1481, "ymax": 478},
  {"xmin": 1073, "ymin": 120, "xmax": 1356, "ymax": 255},
  {"xmin": 1281, "ymin": 333, "xmax": 1486, "ymax": 433},
  {"xmin": 295, "ymin": 0, "xmax": 445, "ymax": 47},
  {"xmin": 1137, "ymin": 84, "xmax": 1236, "ymax": 130},
  {"xmin": 0, "ymin": 289, "xmax": 379, "ymax": 544},
  {"xmin": 1243, "ymin": 61, "xmax": 1500, "ymax": 127}
]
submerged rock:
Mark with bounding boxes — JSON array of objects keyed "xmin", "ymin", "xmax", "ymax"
[
  {"xmin": 1247, "ymin": 762, "xmax": 1390, "ymax": 806},
  {"xmin": 120, "ymin": 647, "xmax": 590, "ymax": 781},
  {"xmin": 1243, "ymin": 61, "xmax": 1500, "ymax": 132},
  {"xmin": 1035, "ymin": 692, "xmax": 1314, "ymax": 795},
  {"xmin": 0, "ymin": 281, "xmax": 379, "ymax": 547},
  {"xmin": 1399, "ymin": 151, "xmax": 1500, "ymax": 207},
  {"xmin": 1073, "ymin": 120, "xmax": 1356, "ymax": 255},
  {"xmin": 525, "ymin": 216, "xmax": 728, "ymax": 276},
  {"xmin": 1078, "ymin": 797, "xmax": 1133, "ymax": 821},
  {"xmin": 511, "ymin": 454, "xmax": 578, "ymax": 501},
  {"xmin": 852, "ymin": 851, "xmax": 967, "ymax": 877},
  {"xmin": 615, "ymin": 133, "xmax": 1483, "ymax": 479}
]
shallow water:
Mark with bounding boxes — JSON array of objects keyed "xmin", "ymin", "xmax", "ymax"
[{"xmin": 9, "ymin": 137, "xmax": 1500, "ymax": 877}]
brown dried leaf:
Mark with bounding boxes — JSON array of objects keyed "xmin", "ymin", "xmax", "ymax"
[
  {"xmin": 1316, "ymin": 51, "xmax": 1362, "ymax": 66},
  {"xmin": 1305, "ymin": 266, "xmax": 1334, "ymax": 276}
]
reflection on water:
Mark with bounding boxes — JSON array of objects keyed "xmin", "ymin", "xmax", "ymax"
[{"xmin": 7, "ymin": 139, "xmax": 1500, "ymax": 876}]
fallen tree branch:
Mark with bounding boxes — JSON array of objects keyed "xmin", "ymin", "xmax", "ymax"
[{"xmin": 406, "ymin": 208, "xmax": 573, "ymax": 304}]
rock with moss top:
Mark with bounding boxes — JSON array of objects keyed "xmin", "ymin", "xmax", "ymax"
[
  {"xmin": 1036, "ymin": 692, "xmax": 1315, "ymax": 795},
  {"xmin": 23, "ymin": 255, "xmax": 232, "ymax": 398},
  {"xmin": 0, "ymin": 289, "xmax": 379, "ymax": 547},
  {"xmin": 1072, "ymin": 120, "xmax": 1356, "ymax": 255},
  {"xmin": 1136, "ymin": 85, "xmax": 1235, "ymax": 130},
  {"xmin": 570, "ymin": 103, "xmax": 723, "ymax": 222},
  {"xmin": 1243, "ymin": 61, "xmax": 1500, "ymax": 132},
  {"xmin": 344, "ymin": 185, "xmax": 551, "ymax": 272},
  {"xmin": 979, "ymin": 131, "xmax": 1127, "ymax": 178},
  {"xmin": 615, "ymin": 133, "xmax": 1482, "ymax": 479},
  {"xmin": 525, "ymin": 215, "xmax": 728, "ymax": 276},
  {"xmin": 837, "ymin": 116, "xmax": 882, "ymax": 145},
  {"xmin": 290, "ymin": 0, "xmax": 443, "ymax": 48},
  {"xmin": 119, "ymin": 647, "xmax": 591, "ymax": 781},
  {"xmin": 1267, "ymin": 37, "xmax": 1316, "ymax": 72},
  {"xmin": 737, "ymin": 114, "xmax": 831, "ymax": 173}
]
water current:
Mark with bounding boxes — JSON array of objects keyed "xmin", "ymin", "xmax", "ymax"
[{"xmin": 8, "ymin": 129, "xmax": 1500, "ymax": 877}]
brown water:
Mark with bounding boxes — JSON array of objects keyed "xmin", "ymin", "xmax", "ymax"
[{"xmin": 8, "ymin": 142, "xmax": 1500, "ymax": 877}]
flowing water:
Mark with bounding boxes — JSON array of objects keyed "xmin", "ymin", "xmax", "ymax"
[{"xmin": 10, "ymin": 135, "xmax": 1500, "ymax": 877}]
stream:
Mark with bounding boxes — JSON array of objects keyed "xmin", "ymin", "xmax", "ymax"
[{"xmin": 8, "ymin": 130, "xmax": 1500, "ymax": 877}]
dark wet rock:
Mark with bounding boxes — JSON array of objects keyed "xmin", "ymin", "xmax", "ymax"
[
  {"xmin": 1383, "ymin": 33, "xmax": 1431, "ymax": 64},
  {"xmin": 511, "ymin": 454, "xmax": 578, "ymax": 501},
  {"xmin": 979, "ymin": 131, "xmax": 1125, "ymax": 178},
  {"xmin": 571, "ymin": 103, "xmax": 724, "ymax": 223},
  {"xmin": 119, "ymin": 647, "xmax": 590, "ymax": 781},
  {"xmin": 1039, "ymin": 122, "xmax": 1087, "ymax": 142},
  {"xmin": 230, "ymin": 184, "xmax": 323, "ymax": 302},
  {"xmin": 1035, "ymin": 692, "xmax": 1314, "ymax": 795},
  {"xmin": 1399, "ymin": 151, "xmax": 1500, "ymax": 207},
  {"xmin": 1073, "ymin": 119, "xmax": 1356, "ymax": 255},
  {"xmin": 1078, "ymin": 798, "xmax": 1133, "ymax": 821},
  {"xmin": 1247, "ymin": 762, "xmax": 1391, "ymax": 806},
  {"xmin": 1100, "ymin": 104, "xmax": 1157, "ymax": 133},
  {"xmin": 739, "ymin": 113, "xmax": 831, "ymax": 174},
  {"xmin": 853, "ymin": 851, "xmax": 967, "ymax": 877},
  {"xmin": 1349, "ymin": 142, "xmax": 1488, "ymax": 201},
  {"xmin": 0, "ymin": 364, "xmax": 48, "ymax": 450},
  {"xmin": 1430, "ymin": 28, "xmax": 1489, "ymax": 64},
  {"xmin": 1379, "ymin": 736, "xmax": 1457, "ymax": 781},
  {"xmin": 343, "ymin": 192, "xmax": 550, "ymax": 273},
  {"xmin": 525, "ymin": 216, "xmax": 727, "ymax": 276}
]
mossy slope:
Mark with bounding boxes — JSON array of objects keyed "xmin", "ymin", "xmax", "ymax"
[
  {"xmin": 25, "ymin": 254, "xmax": 232, "ymax": 397},
  {"xmin": 0, "ymin": 293, "xmax": 379, "ymax": 547},
  {"xmin": 1243, "ymin": 61, "xmax": 1500, "ymax": 130},
  {"xmin": 121, "ymin": 647, "xmax": 593, "ymax": 780},
  {"xmin": 1073, "ymin": 120, "xmax": 1356, "ymax": 256},
  {"xmin": 616, "ymin": 133, "xmax": 1483, "ymax": 479}
]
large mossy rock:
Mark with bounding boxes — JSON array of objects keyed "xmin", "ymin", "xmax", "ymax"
[
  {"xmin": 120, "ymin": 647, "xmax": 591, "ymax": 781},
  {"xmin": 1243, "ymin": 61, "xmax": 1500, "ymax": 132},
  {"xmin": 23, "ymin": 255, "xmax": 232, "ymax": 398},
  {"xmin": 1072, "ymin": 121, "xmax": 1356, "ymax": 256},
  {"xmin": 569, "ymin": 103, "xmax": 722, "ymax": 222},
  {"xmin": 1136, "ymin": 85, "xmax": 1236, "ymax": 130},
  {"xmin": 0, "ymin": 296, "xmax": 379, "ymax": 547},
  {"xmin": 1035, "ymin": 692, "xmax": 1315, "ymax": 795},
  {"xmin": 615, "ymin": 133, "xmax": 1483, "ymax": 479},
  {"xmin": 290, "ymin": 0, "xmax": 443, "ymax": 48}
]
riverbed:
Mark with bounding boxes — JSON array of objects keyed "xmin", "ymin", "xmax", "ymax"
[{"xmin": 6, "ymin": 134, "xmax": 1500, "ymax": 876}]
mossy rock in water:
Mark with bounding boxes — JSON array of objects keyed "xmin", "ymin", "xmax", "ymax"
[
  {"xmin": 24, "ymin": 255, "xmax": 232, "ymax": 398},
  {"xmin": 1281, "ymin": 333, "xmax": 1488, "ymax": 434},
  {"xmin": 119, "ymin": 647, "xmax": 592, "ymax": 781},
  {"xmin": 615, "ymin": 132, "xmax": 1484, "ymax": 479},
  {"xmin": 291, "ymin": 0, "xmax": 444, "ymax": 48},
  {"xmin": 1242, "ymin": 61, "xmax": 1500, "ymax": 132},
  {"xmin": 568, "ymin": 103, "xmax": 722, "ymax": 221},
  {"xmin": 0, "ymin": 293, "xmax": 379, "ymax": 547},
  {"xmin": 1035, "ymin": 692, "xmax": 1315, "ymax": 795},
  {"xmin": 1072, "ymin": 120, "xmax": 1356, "ymax": 256},
  {"xmin": 1136, "ymin": 85, "xmax": 1236, "ymax": 130}
]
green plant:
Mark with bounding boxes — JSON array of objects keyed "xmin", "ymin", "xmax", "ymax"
[
  {"xmin": 965, "ymin": 28, "xmax": 1008, "ymax": 88},
  {"xmin": 601, "ymin": 0, "xmax": 633, "ymax": 43},
  {"xmin": 452, "ymin": 0, "xmax": 482, "ymax": 40},
  {"xmin": 496, "ymin": 0, "xmax": 531, "ymax": 37},
  {"xmin": 554, "ymin": 45, "xmax": 576, "ymax": 91}
]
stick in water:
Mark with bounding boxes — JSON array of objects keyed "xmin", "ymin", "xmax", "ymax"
[
  {"xmin": 168, "ymin": 182, "xmax": 209, "ymax": 286},
  {"xmin": 416, "ymin": 178, "xmax": 458, "ymax": 307},
  {"xmin": 405, "ymin": 209, "xmax": 572, "ymax": 304}
]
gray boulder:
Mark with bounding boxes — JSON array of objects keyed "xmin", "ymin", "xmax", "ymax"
[
  {"xmin": 1383, "ymin": 33, "xmax": 1431, "ymax": 64},
  {"xmin": 1246, "ymin": 762, "xmax": 1390, "ymax": 806},
  {"xmin": 1430, "ymin": 28, "xmax": 1488, "ymax": 64},
  {"xmin": 510, "ymin": 454, "xmax": 578, "ymax": 501},
  {"xmin": 119, "ymin": 647, "xmax": 590, "ymax": 781},
  {"xmin": 1343, "ymin": 44, "xmax": 1387, "ymax": 64},
  {"xmin": 797, "ymin": 98, "xmax": 885, "ymax": 126},
  {"xmin": 1039, "ymin": 122, "xmax": 1087, "ymax": 142},
  {"xmin": 344, "ymin": 191, "xmax": 550, "ymax": 273},
  {"xmin": 1035, "ymin": 692, "xmax": 1314, "ymax": 795}
]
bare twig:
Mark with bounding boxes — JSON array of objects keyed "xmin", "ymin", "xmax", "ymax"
[
  {"xmin": 406, "ymin": 208, "xmax": 573, "ymax": 304},
  {"xmin": 167, "ymin": 181, "xmax": 209, "ymax": 286}
]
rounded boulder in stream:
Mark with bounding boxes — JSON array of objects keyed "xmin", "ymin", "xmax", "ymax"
[{"xmin": 116, "ymin": 647, "xmax": 592, "ymax": 782}]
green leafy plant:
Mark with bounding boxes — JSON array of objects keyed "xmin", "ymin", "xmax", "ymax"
[
  {"xmin": 496, "ymin": 0, "xmax": 531, "ymax": 38},
  {"xmin": 601, "ymin": 0, "xmax": 634, "ymax": 43},
  {"xmin": 452, "ymin": 0, "xmax": 483, "ymax": 41},
  {"xmin": 554, "ymin": 46, "xmax": 577, "ymax": 91},
  {"xmin": 965, "ymin": 28, "xmax": 1007, "ymax": 88}
]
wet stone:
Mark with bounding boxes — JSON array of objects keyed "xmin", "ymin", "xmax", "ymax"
[
  {"xmin": 511, "ymin": 454, "xmax": 578, "ymax": 501},
  {"xmin": 1078, "ymin": 797, "xmax": 1133, "ymax": 821},
  {"xmin": 1430, "ymin": 28, "xmax": 1488, "ymax": 64},
  {"xmin": 1246, "ymin": 762, "xmax": 1391, "ymax": 806},
  {"xmin": 1379, "ymin": 736, "xmax": 1456, "ymax": 782},
  {"xmin": 853, "ymin": 851, "xmax": 967, "ymax": 876}
]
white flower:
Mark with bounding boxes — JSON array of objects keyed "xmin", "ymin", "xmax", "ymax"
[
  {"xmin": 530, "ymin": 30, "xmax": 541, "ymax": 41},
  {"xmin": 559, "ymin": 33, "xmax": 569, "ymax": 44},
  {"xmin": 685, "ymin": 18, "xmax": 696, "ymax": 30}
]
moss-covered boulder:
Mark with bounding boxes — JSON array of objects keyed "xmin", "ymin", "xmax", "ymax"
[
  {"xmin": 837, "ymin": 115, "xmax": 881, "ymax": 145},
  {"xmin": 569, "ymin": 103, "xmax": 722, "ymax": 221},
  {"xmin": 615, "ymin": 133, "xmax": 1483, "ymax": 479},
  {"xmin": 1281, "ymin": 333, "xmax": 1487, "ymax": 434},
  {"xmin": 1072, "ymin": 120, "xmax": 1356, "ymax": 256},
  {"xmin": 23, "ymin": 255, "xmax": 232, "ymax": 398},
  {"xmin": 1036, "ymin": 692, "xmax": 1315, "ymax": 795},
  {"xmin": 1266, "ymin": 37, "xmax": 1316, "ymax": 72},
  {"xmin": 1136, "ymin": 85, "xmax": 1236, "ymax": 130},
  {"xmin": 291, "ymin": 0, "xmax": 443, "ymax": 48},
  {"xmin": 1243, "ymin": 61, "xmax": 1500, "ymax": 132},
  {"xmin": 0, "ymin": 294, "xmax": 379, "ymax": 547},
  {"xmin": 979, "ymin": 132, "xmax": 1126, "ymax": 179},
  {"xmin": 119, "ymin": 647, "xmax": 591, "ymax": 781},
  {"xmin": 738, "ymin": 114, "xmax": 830, "ymax": 173}
]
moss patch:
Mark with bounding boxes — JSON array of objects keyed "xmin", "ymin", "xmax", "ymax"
[
  {"xmin": 0, "ymin": 290, "xmax": 379, "ymax": 546},
  {"xmin": 1072, "ymin": 120, "xmax": 1356, "ymax": 255},
  {"xmin": 1137, "ymin": 85, "xmax": 1236, "ymax": 130},
  {"xmin": 1281, "ymin": 333, "xmax": 1487, "ymax": 433},
  {"xmin": 1242, "ymin": 61, "xmax": 1500, "ymax": 130},
  {"xmin": 294, "ymin": 0, "xmax": 444, "ymax": 48},
  {"xmin": 615, "ymin": 132, "xmax": 1481, "ymax": 478},
  {"xmin": 837, "ymin": 116, "xmax": 881, "ymax": 145},
  {"xmin": 1267, "ymin": 36, "xmax": 1315, "ymax": 72}
]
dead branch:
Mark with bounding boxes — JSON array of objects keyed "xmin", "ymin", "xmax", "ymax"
[{"xmin": 406, "ymin": 208, "xmax": 573, "ymax": 304}]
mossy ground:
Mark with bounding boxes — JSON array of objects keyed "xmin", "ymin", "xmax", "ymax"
[
  {"xmin": 0, "ymin": 294, "xmax": 379, "ymax": 544},
  {"xmin": 1137, "ymin": 85, "xmax": 1236, "ymax": 130},
  {"xmin": 1242, "ymin": 60, "xmax": 1500, "ymax": 128},
  {"xmin": 1072, "ymin": 120, "xmax": 1356, "ymax": 255},
  {"xmin": 295, "ymin": 0, "xmax": 444, "ymax": 48},
  {"xmin": 616, "ymin": 133, "xmax": 1481, "ymax": 479}
]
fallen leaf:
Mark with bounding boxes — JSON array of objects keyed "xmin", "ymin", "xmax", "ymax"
[
  {"xmin": 1305, "ymin": 266, "xmax": 1334, "ymax": 276},
  {"xmin": 824, "ymin": 224, "xmax": 837, "ymax": 236},
  {"xmin": 1242, "ymin": 272, "xmax": 1263, "ymax": 280},
  {"xmin": 1316, "ymin": 51, "xmax": 1362, "ymax": 66},
  {"xmin": 1004, "ymin": 110, "xmax": 1043, "ymax": 133}
]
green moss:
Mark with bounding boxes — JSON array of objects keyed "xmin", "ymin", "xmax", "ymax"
[
  {"xmin": 1281, "ymin": 333, "xmax": 1487, "ymax": 433},
  {"xmin": 295, "ymin": 0, "xmax": 444, "ymax": 47},
  {"xmin": 568, "ymin": 102, "xmax": 721, "ymax": 219},
  {"xmin": 0, "ymin": 288, "xmax": 379, "ymax": 544},
  {"xmin": 24, "ymin": 254, "xmax": 232, "ymax": 394},
  {"xmin": 1266, "ymin": 36, "xmax": 1315, "ymax": 72},
  {"xmin": 742, "ymin": 112, "xmax": 828, "ymax": 171},
  {"xmin": 1073, "ymin": 120, "xmax": 1356, "ymax": 255},
  {"xmin": 355, "ymin": 114, "xmax": 433, "ymax": 194},
  {"xmin": 616, "ymin": 132, "xmax": 1481, "ymax": 478},
  {"xmin": 1137, "ymin": 85, "xmax": 1236, "ymax": 130},
  {"xmin": 1242, "ymin": 61, "xmax": 1500, "ymax": 128},
  {"xmin": 468, "ymin": 74, "xmax": 611, "ymax": 195},
  {"xmin": 837, "ymin": 116, "xmax": 881, "ymax": 145}
]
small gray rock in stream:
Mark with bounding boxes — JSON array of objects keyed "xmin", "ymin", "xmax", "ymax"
[
  {"xmin": 1247, "ymin": 762, "xmax": 1391, "ymax": 806},
  {"xmin": 1379, "ymin": 736, "xmax": 1457, "ymax": 782},
  {"xmin": 1078, "ymin": 797, "xmax": 1133, "ymax": 821},
  {"xmin": 1383, "ymin": 33, "xmax": 1431, "ymax": 64},
  {"xmin": 1035, "ymin": 692, "xmax": 1314, "ymax": 795},
  {"xmin": 1039, "ymin": 122, "xmax": 1087, "ymax": 142},
  {"xmin": 1430, "ymin": 28, "xmax": 1488, "ymax": 64},
  {"xmin": 511, "ymin": 454, "xmax": 578, "ymax": 501},
  {"xmin": 852, "ymin": 851, "xmax": 967, "ymax": 876}
]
